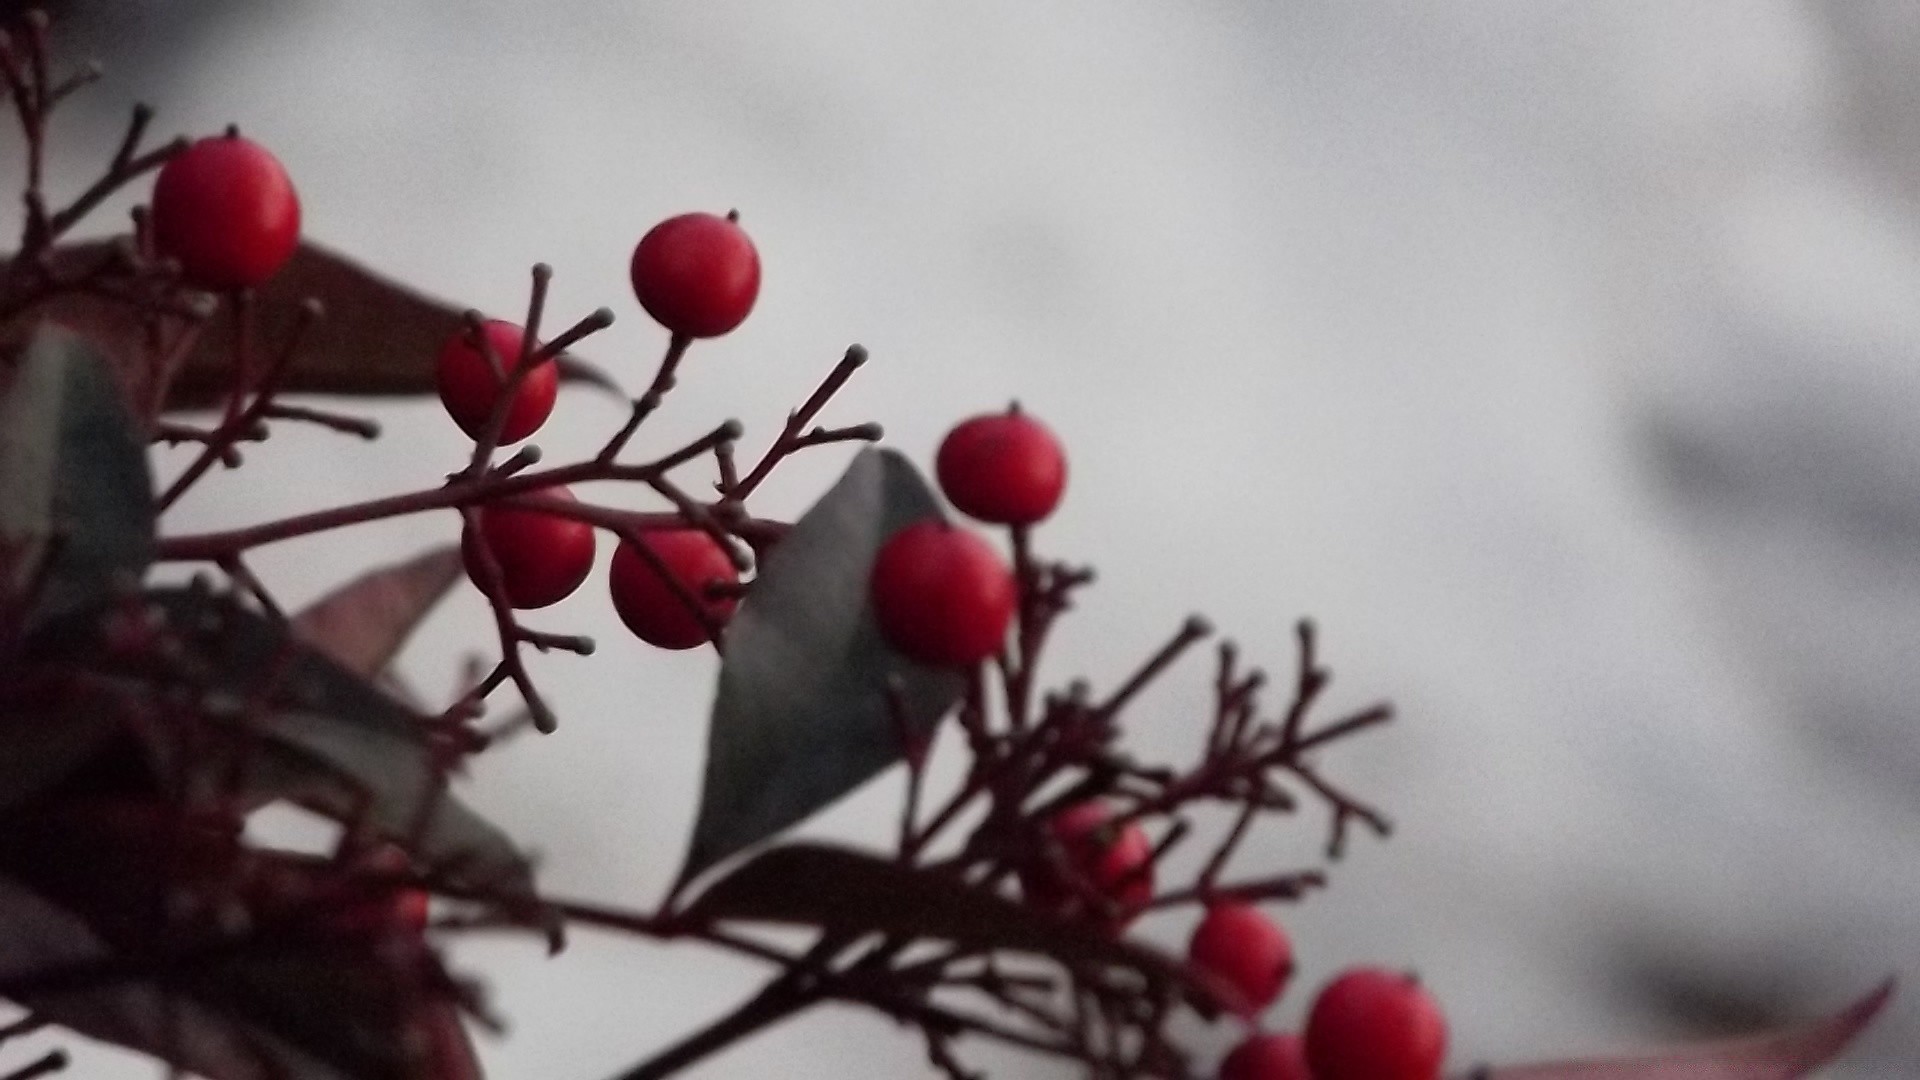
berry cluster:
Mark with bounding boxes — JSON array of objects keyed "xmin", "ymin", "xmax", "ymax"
[
  {"xmin": 863, "ymin": 400, "xmax": 1448, "ymax": 1080},
  {"xmin": 436, "ymin": 213, "xmax": 759, "ymax": 651},
  {"xmin": 143, "ymin": 122, "xmax": 760, "ymax": 656},
  {"xmin": 0, "ymin": 12, "xmax": 1893, "ymax": 1080}
]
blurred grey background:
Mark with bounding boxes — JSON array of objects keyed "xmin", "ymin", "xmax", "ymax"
[{"xmin": 9, "ymin": 1, "xmax": 1920, "ymax": 1077}]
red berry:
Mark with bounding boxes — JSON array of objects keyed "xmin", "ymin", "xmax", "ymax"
[
  {"xmin": 328, "ymin": 845, "xmax": 429, "ymax": 939},
  {"xmin": 1018, "ymin": 801, "xmax": 1155, "ymax": 931},
  {"xmin": 609, "ymin": 529, "xmax": 740, "ymax": 650},
  {"xmin": 1305, "ymin": 968, "xmax": 1448, "ymax": 1080},
  {"xmin": 1189, "ymin": 902, "xmax": 1295, "ymax": 1014},
  {"xmin": 1220, "ymin": 1033, "xmax": 1311, "ymax": 1080},
  {"xmin": 936, "ymin": 406, "xmax": 1068, "ymax": 525},
  {"xmin": 629, "ymin": 211, "xmax": 761, "ymax": 338},
  {"xmin": 869, "ymin": 521, "xmax": 1014, "ymax": 668},
  {"xmin": 151, "ymin": 132, "xmax": 301, "ymax": 289},
  {"xmin": 435, "ymin": 319, "xmax": 557, "ymax": 444},
  {"xmin": 464, "ymin": 486, "xmax": 596, "ymax": 610}
]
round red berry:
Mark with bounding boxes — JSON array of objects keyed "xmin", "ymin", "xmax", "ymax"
[
  {"xmin": 151, "ymin": 132, "xmax": 301, "ymax": 289},
  {"xmin": 936, "ymin": 406, "xmax": 1068, "ymax": 525},
  {"xmin": 1220, "ymin": 1033, "xmax": 1310, "ymax": 1080},
  {"xmin": 869, "ymin": 520, "xmax": 1014, "ymax": 668},
  {"xmin": 1189, "ymin": 901, "xmax": 1295, "ymax": 1014},
  {"xmin": 609, "ymin": 529, "xmax": 740, "ymax": 650},
  {"xmin": 1305, "ymin": 967, "xmax": 1448, "ymax": 1080},
  {"xmin": 463, "ymin": 486, "xmax": 596, "ymax": 610},
  {"xmin": 629, "ymin": 211, "xmax": 761, "ymax": 338},
  {"xmin": 1018, "ymin": 801, "xmax": 1155, "ymax": 931},
  {"xmin": 435, "ymin": 319, "xmax": 557, "ymax": 444}
]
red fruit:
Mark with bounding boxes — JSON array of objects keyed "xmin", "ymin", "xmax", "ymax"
[
  {"xmin": 1220, "ymin": 1033, "xmax": 1311, "ymax": 1080},
  {"xmin": 1189, "ymin": 902, "xmax": 1295, "ymax": 1014},
  {"xmin": 629, "ymin": 211, "xmax": 761, "ymax": 338},
  {"xmin": 869, "ymin": 520, "xmax": 1014, "ymax": 668},
  {"xmin": 1305, "ymin": 967, "xmax": 1448, "ymax": 1080},
  {"xmin": 936, "ymin": 406, "xmax": 1068, "ymax": 525},
  {"xmin": 151, "ymin": 132, "xmax": 301, "ymax": 289},
  {"xmin": 329, "ymin": 845, "xmax": 430, "ymax": 939},
  {"xmin": 435, "ymin": 319, "xmax": 557, "ymax": 444},
  {"xmin": 609, "ymin": 529, "xmax": 740, "ymax": 649},
  {"xmin": 1019, "ymin": 801, "xmax": 1154, "ymax": 930},
  {"xmin": 464, "ymin": 486, "xmax": 596, "ymax": 610}
]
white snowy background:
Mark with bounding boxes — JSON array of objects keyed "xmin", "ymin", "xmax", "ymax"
[{"xmin": 12, "ymin": 1, "xmax": 1920, "ymax": 1077}]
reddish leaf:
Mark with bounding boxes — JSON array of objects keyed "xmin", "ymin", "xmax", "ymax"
[
  {"xmin": 1455, "ymin": 978, "xmax": 1894, "ymax": 1080},
  {"xmin": 684, "ymin": 843, "xmax": 1240, "ymax": 1013},
  {"xmin": 292, "ymin": 544, "xmax": 464, "ymax": 679},
  {"xmin": 11, "ymin": 240, "xmax": 619, "ymax": 411}
]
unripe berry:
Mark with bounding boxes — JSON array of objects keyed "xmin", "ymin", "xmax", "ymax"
[
  {"xmin": 1189, "ymin": 902, "xmax": 1295, "ymax": 1014},
  {"xmin": 463, "ymin": 486, "xmax": 596, "ymax": 610},
  {"xmin": 869, "ymin": 521, "xmax": 1014, "ymax": 668},
  {"xmin": 151, "ymin": 131, "xmax": 301, "ymax": 289},
  {"xmin": 936, "ymin": 406, "xmax": 1067, "ymax": 525},
  {"xmin": 1018, "ymin": 800, "xmax": 1154, "ymax": 931},
  {"xmin": 435, "ymin": 319, "xmax": 557, "ymax": 444},
  {"xmin": 629, "ymin": 211, "xmax": 761, "ymax": 338},
  {"xmin": 1220, "ymin": 1033, "xmax": 1310, "ymax": 1080},
  {"xmin": 609, "ymin": 529, "xmax": 740, "ymax": 650},
  {"xmin": 1305, "ymin": 967, "xmax": 1448, "ymax": 1080}
]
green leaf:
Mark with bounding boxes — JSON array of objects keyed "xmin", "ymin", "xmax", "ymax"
[
  {"xmin": 0, "ymin": 324, "xmax": 153, "ymax": 629},
  {"xmin": 1454, "ymin": 978, "xmax": 1894, "ymax": 1079},
  {"xmin": 291, "ymin": 544, "xmax": 465, "ymax": 679},
  {"xmin": 678, "ymin": 448, "xmax": 965, "ymax": 883},
  {"xmin": 32, "ymin": 587, "xmax": 534, "ymax": 898},
  {"xmin": 0, "ymin": 808, "xmax": 479, "ymax": 1080}
]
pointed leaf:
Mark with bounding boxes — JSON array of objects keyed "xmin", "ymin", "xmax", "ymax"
[
  {"xmin": 685, "ymin": 843, "xmax": 1233, "ymax": 1011},
  {"xmin": 1456, "ymin": 978, "xmax": 1894, "ymax": 1080},
  {"xmin": 31, "ymin": 588, "xmax": 534, "ymax": 898},
  {"xmin": 0, "ymin": 325, "xmax": 153, "ymax": 627},
  {"xmin": 167, "ymin": 241, "xmax": 609, "ymax": 406},
  {"xmin": 680, "ymin": 448, "xmax": 966, "ymax": 882},
  {"xmin": 12, "ymin": 241, "xmax": 612, "ymax": 410},
  {"xmin": 0, "ymin": 813, "xmax": 478, "ymax": 1080},
  {"xmin": 292, "ymin": 544, "xmax": 465, "ymax": 678}
]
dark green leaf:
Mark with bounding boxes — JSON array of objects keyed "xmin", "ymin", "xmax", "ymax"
[
  {"xmin": 291, "ymin": 544, "xmax": 465, "ymax": 679},
  {"xmin": 0, "ymin": 675, "xmax": 123, "ymax": 813},
  {"xmin": 0, "ymin": 325, "xmax": 153, "ymax": 628},
  {"xmin": 1454, "ymin": 978, "xmax": 1894, "ymax": 1079},
  {"xmin": 0, "ymin": 809, "xmax": 478, "ymax": 1080},
  {"xmin": 679, "ymin": 448, "xmax": 965, "ymax": 882},
  {"xmin": 685, "ymin": 843, "xmax": 1231, "ymax": 1011},
  {"xmin": 32, "ymin": 587, "xmax": 534, "ymax": 898}
]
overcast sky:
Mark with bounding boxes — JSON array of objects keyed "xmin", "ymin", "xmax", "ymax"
[{"xmin": 14, "ymin": 3, "xmax": 1920, "ymax": 1078}]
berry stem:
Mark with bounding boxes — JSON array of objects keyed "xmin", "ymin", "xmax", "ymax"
[
  {"xmin": 724, "ymin": 344, "xmax": 869, "ymax": 501},
  {"xmin": 596, "ymin": 333, "xmax": 690, "ymax": 465}
]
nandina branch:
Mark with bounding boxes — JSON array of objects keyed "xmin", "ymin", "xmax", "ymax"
[
  {"xmin": 154, "ymin": 444, "xmax": 784, "ymax": 562},
  {"xmin": 597, "ymin": 333, "xmax": 690, "ymax": 465},
  {"xmin": 725, "ymin": 344, "xmax": 871, "ymax": 501}
]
